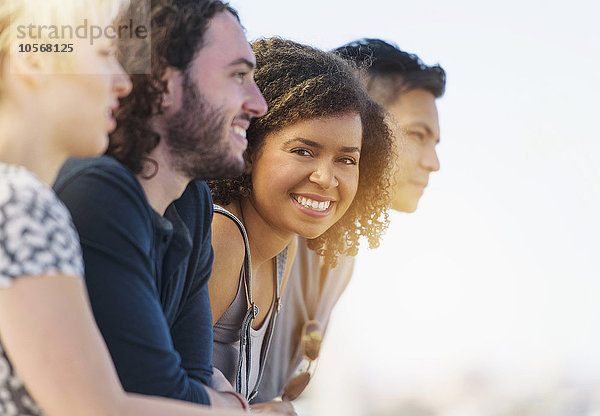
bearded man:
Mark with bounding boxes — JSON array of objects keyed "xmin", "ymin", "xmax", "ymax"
[{"xmin": 54, "ymin": 0, "xmax": 266, "ymax": 410}]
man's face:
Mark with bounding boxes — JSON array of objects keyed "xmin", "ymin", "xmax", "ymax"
[
  {"xmin": 163, "ymin": 11, "xmax": 267, "ymax": 180},
  {"xmin": 387, "ymin": 88, "xmax": 440, "ymax": 212}
]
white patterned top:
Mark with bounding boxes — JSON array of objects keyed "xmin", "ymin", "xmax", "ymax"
[{"xmin": 0, "ymin": 163, "xmax": 84, "ymax": 415}]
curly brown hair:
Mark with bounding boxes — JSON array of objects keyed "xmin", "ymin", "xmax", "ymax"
[
  {"xmin": 208, "ymin": 38, "xmax": 395, "ymax": 267},
  {"xmin": 107, "ymin": 0, "xmax": 238, "ymax": 174}
]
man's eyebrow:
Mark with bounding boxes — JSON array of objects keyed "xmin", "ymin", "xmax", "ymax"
[
  {"xmin": 227, "ymin": 58, "xmax": 255, "ymax": 69},
  {"xmin": 283, "ymin": 138, "xmax": 361, "ymax": 153}
]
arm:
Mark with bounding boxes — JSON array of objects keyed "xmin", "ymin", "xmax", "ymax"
[
  {"xmin": 250, "ymin": 400, "xmax": 297, "ymax": 415},
  {"xmin": 170, "ymin": 182, "xmax": 217, "ymax": 385},
  {"xmin": 169, "ymin": 256, "xmax": 249, "ymax": 409},
  {"xmin": 170, "ymin": 184, "xmax": 251, "ymax": 409},
  {"xmin": 0, "ymin": 274, "xmax": 253, "ymax": 416},
  {"xmin": 55, "ymin": 162, "xmax": 211, "ymax": 403}
]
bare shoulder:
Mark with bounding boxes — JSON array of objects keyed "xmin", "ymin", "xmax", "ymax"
[
  {"xmin": 211, "ymin": 207, "xmax": 246, "ymax": 258},
  {"xmin": 209, "ymin": 206, "xmax": 246, "ymax": 324}
]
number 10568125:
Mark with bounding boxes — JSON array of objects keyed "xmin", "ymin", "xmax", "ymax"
[{"xmin": 18, "ymin": 43, "xmax": 74, "ymax": 53}]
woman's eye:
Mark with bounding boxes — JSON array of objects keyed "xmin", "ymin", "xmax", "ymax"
[
  {"xmin": 292, "ymin": 148, "xmax": 312, "ymax": 157},
  {"xmin": 339, "ymin": 157, "xmax": 357, "ymax": 165}
]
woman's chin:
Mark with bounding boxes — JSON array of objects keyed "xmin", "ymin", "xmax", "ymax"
[
  {"xmin": 79, "ymin": 134, "xmax": 109, "ymax": 158},
  {"xmin": 298, "ymin": 228, "xmax": 328, "ymax": 240}
]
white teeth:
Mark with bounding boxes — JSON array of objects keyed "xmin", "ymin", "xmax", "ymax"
[
  {"xmin": 293, "ymin": 195, "xmax": 331, "ymax": 211},
  {"xmin": 233, "ymin": 126, "xmax": 246, "ymax": 138}
]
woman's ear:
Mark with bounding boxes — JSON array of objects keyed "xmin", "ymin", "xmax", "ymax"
[
  {"xmin": 244, "ymin": 156, "xmax": 253, "ymax": 174},
  {"xmin": 244, "ymin": 142, "xmax": 266, "ymax": 174},
  {"xmin": 7, "ymin": 49, "xmax": 47, "ymax": 89}
]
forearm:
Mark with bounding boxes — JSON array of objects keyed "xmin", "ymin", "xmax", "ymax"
[
  {"xmin": 205, "ymin": 388, "xmax": 249, "ymax": 410},
  {"xmin": 0, "ymin": 275, "xmax": 148, "ymax": 416},
  {"xmin": 79, "ymin": 245, "xmax": 209, "ymax": 403},
  {"xmin": 121, "ymin": 392, "xmax": 249, "ymax": 416},
  {"xmin": 250, "ymin": 400, "xmax": 297, "ymax": 415}
]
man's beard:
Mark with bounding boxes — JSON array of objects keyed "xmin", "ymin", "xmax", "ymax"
[{"xmin": 163, "ymin": 72, "xmax": 246, "ymax": 180}]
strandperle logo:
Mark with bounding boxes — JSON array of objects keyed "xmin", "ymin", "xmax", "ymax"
[
  {"xmin": 16, "ymin": 18, "xmax": 148, "ymax": 46},
  {"xmin": 11, "ymin": 1, "xmax": 151, "ymax": 75}
]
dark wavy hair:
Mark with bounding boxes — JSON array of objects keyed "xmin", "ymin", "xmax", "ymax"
[
  {"xmin": 334, "ymin": 38, "xmax": 446, "ymax": 106},
  {"xmin": 108, "ymin": 0, "xmax": 238, "ymax": 174},
  {"xmin": 208, "ymin": 38, "xmax": 394, "ymax": 267}
]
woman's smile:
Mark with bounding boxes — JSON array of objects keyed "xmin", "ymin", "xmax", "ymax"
[{"xmin": 290, "ymin": 193, "xmax": 335, "ymax": 216}]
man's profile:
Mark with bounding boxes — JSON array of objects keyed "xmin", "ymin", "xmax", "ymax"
[
  {"xmin": 54, "ymin": 0, "xmax": 266, "ymax": 410},
  {"xmin": 254, "ymin": 38, "xmax": 446, "ymax": 404}
]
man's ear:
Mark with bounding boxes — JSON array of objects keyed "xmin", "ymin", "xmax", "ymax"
[{"xmin": 160, "ymin": 66, "xmax": 181, "ymax": 108}]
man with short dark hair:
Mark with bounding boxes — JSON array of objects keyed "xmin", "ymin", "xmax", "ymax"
[
  {"xmin": 54, "ymin": 0, "xmax": 266, "ymax": 410},
  {"xmin": 337, "ymin": 38, "xmax": 445, "ymax": 213},
  {"xmin": 255, "ymin": 38, "xmax": 446, "ymax": 405}
]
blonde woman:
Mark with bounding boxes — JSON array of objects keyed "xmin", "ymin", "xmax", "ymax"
[{"xmin": 0, "ymin": 1, "xmax": 253, "ymax": 415}]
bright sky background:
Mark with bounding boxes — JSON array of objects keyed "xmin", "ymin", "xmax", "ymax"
[{"xmin": 229, "ymin": 0, "xmax": 600, "ymax": 414}]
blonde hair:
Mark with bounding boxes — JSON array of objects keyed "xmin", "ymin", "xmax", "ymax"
[{"xmin": 0, "ymin": 0, "xmax": 124, "ymax": 75}]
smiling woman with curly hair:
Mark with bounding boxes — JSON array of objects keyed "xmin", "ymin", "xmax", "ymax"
[
  {"xmin": 207, "ymin": 37, "xmax": 394, "ymax": 411},
  {"xmin": 209, "ymin": 37, "xmax": 394, "ymax": 266}
]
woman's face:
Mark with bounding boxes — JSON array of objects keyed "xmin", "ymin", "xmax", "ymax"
[
  {"xmin": 49, "ymin": 18, "xmax": 131, "ymax": 157},
  {"xmin": 249, "ymin": 113, "xmax": 362, "ymax": 239}
]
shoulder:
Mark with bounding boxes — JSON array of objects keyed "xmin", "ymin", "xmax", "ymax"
[
  {"xmin": 178, "ymin": 180, "xmax": 213, "ymax": 206},
  {"xmin": 0, "ymin": 164, "xmax": 78, "ymax": 239},
  {"xmin": 173, "ymin": 180, "xmax": 214, "ymax": 236},
  {"xmin": 0, "ymin": 165, "xmax": 83, "ymax": 285},
  {"xmin": 53, "ymin": 156, "xmax": 154, "ymax": 247},
  {"xmin": 54, "ymin": 156, "xmax": 148, "ymax": 212},
  {"xmin": 211, "ymin": 206, "xmax": 245, "ymax": 264},
  {"xmin": 54, "ymin": 156, "xmax": 149, "ymax": 215},
  {"xmin": 1, "ymin": 164, "xmax": 53, "ymax": 208},
  {"xmin": 54, "ymin": 155, "xmax": 141, "ymax": 194}
]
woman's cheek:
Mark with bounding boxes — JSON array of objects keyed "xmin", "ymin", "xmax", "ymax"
[{"xmin": 341, "ymin": 170, "xmax": 360, "ymax": 203}]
